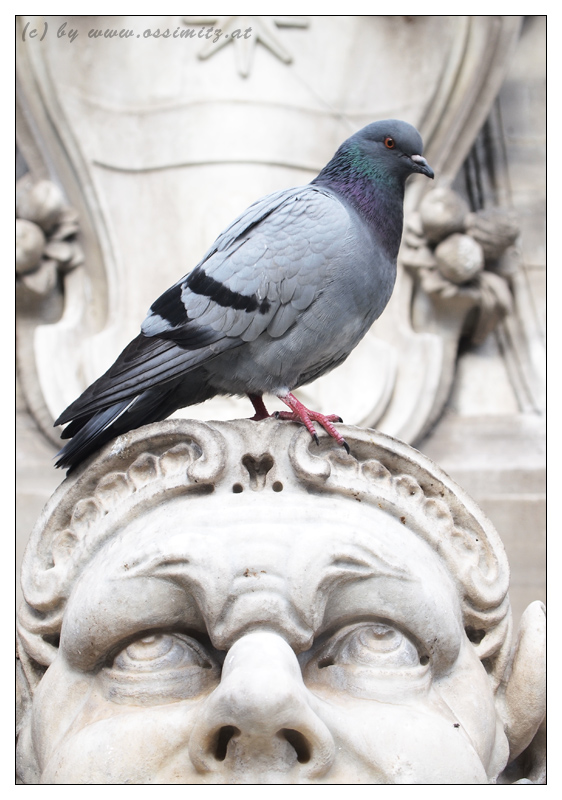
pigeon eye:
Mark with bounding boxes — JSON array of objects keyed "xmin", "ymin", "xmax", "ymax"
[{"xmin": 384, "ymin": 136, "xmax": 396, "ymax": 149}]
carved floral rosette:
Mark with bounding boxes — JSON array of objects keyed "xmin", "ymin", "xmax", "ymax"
[{"xmin": 18, "ymin": 418, "xmax": 512, "ymax": 692}]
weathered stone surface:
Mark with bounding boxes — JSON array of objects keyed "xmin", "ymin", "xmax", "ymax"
[{"xmin": 16, "ymin": 419, "xmax": 545, "ymax": 784}]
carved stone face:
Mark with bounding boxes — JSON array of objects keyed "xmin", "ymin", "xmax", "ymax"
[{"xmin": 25, "ymin": 493, "xmax": 509, "ymax": 784}]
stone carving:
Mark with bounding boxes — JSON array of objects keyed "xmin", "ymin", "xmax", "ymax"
[
  {"xmin": 15, "ymin": 16, "xmax": 524, "ymax": 447},
  {"xmin": 398, "ymin": 186, "xmax": 519, "ymax": 435},
  {"xmin": 404, "ymin": 186, "xmax": 518, "ymax": 345},
  {"xmin": 182, "ymin": 16, "xmax": 310, "ymax": 77},
  {"xmin": 16, "ymin": 175, "xmax": 83, "ymax": 298},
  {"xmin": 16, "ymin": 419, "xmax": 545, "ymax": 784}
]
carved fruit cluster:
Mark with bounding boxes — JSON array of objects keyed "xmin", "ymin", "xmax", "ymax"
[
  {"xmin": 16, "ymin": 176, "xmax": 84, "ymax": 296},
  {"xmin": 402, "ymin": 187, "xmax": 519, "ymax": 344}
]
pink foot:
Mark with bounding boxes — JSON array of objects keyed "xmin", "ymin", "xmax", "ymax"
[{"xmin": 276, "ymin": 392, "xmax": 350, "ymax": 453}]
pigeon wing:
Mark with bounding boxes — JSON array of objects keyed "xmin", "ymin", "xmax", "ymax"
[
  {"xmin": 142, "ymin": 184, "xmax": 349, "ymax": 344},
  {"xmin": 56, "ymin": 185, "xmax": 350, "ymax": 425}
]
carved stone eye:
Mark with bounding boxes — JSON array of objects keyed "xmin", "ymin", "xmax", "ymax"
[
  {"xmin": 304, "ymin": 622, "xmax": 431, "ymax": 700},
  {"xmin": 319, "ymin": 623, "xmax": 422, "ymax": 669},
  {"xmin": 113, "ymin": 633, "xmax": 213, "ymax": 673},
  {"xmin": 102, "ymin": 633, "xmax": 221, "ymax": 705},
  {"xmin": 384, "ymin": 136, "xmax": 396, "ymax": 149}
]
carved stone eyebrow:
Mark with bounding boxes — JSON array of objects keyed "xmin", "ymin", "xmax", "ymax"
[
  {"xmin": 324, "ymin": 547, "xmax": 411, "ymax": 581},
  {"xmin": 285, "ymin": 541, "xmax": 414, "ymax": 633},
  {"xmin": 60, "ymin": 571, "xmax": 206, "ymax": 672},
  {"xmin": 116, "ymin": 554, "xmax": 218, "ymax": 632}
]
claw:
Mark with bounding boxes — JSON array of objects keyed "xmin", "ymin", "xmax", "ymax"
[{"xmin": 276, "ymin": 392, "xmax": 348, "ymax": 452}]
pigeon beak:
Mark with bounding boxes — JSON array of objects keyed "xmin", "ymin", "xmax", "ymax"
[{"xmin": 410, "ymin": 154, "xmax": 434, "ymax": 179}]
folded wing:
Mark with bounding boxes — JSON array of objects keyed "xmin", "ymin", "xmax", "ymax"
[{"xmin": 56, "ymin": 184, "xmax": 350, "ymax": 427}]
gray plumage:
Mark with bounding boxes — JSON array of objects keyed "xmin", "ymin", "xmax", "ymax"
[{"xmin": 55, "ymin": 119, "xmax": 434, "ymax": 470}]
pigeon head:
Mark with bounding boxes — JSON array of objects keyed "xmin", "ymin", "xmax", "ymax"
[
  {"xmin": 314, "ymin": 119, "xmax": 434, "ymax": 190},
  {"xmin": 312, "ymin": 119, "xmax": 434, "ymax": 255},
  {"xmin": 350, "ymin": 119, "xmax": 434, "ymax": 182}
]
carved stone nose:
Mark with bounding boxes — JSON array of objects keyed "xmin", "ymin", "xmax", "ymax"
[{"xmin": 188, "ymin": 631, "xmax": 335, "ymax": 780}]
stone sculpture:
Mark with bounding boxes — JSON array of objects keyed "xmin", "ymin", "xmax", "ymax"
[
  {"xmin": 16, "ymin": 419, "xmax": 545, "ymax": 784},
  {"xmin": 16, "ymin": 176, "xmax": 84, "ymax": 297}
]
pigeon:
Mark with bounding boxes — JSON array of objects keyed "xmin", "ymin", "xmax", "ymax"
[{"xmin": 54, "ymin": 119, "xmax": 434, "ymax": 470}]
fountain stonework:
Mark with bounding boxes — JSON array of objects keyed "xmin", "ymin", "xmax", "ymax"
[
  {"xmin": 16, "ymin": 15, "xmax": 545, "ymax": 784},
  {"xmin": 16, "ymin": 420, "xmax": 545, "ymax": 784}
]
